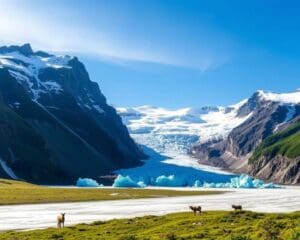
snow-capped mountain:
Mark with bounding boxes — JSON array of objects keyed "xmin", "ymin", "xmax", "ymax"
[
  {"xmin": 118, "ymin": 89, "xmax": 300, "ymax": 184},
  {"xmin": 0, "ymin": 44, "xmax": 144, "ymax": 184},
  {"xmin": 191, "ymin": 90, "xmax": 300, "ymax": 184}
]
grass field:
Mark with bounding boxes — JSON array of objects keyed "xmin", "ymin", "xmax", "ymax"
[
  {"xmin": 0, "ymin": 179, "xmax": 222, "ymax": 205},
  {"xmin": 250, "ymin": 121, "xmax": 300, "ymax": 162},
  {"xmin": 0, "ymin": 211, "xmax": 299, "ymax": 240}
]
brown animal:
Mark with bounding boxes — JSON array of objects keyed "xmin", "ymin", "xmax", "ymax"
[
  {"xmin": 232, "ymin": 205, "xmax": 242, "ymax": 211},
  {"xmin": 57, "ymin": 213, "xmax": 66, "ymax": 228},
  {"xmin": 189, "ymin": 206, "xmax": 202, "ymax": 215}
]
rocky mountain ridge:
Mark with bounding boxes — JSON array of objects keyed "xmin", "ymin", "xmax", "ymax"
[
  {"xmin": 0, "ymin": 44, "xmax": 144, "ymax": 184},
  {"xmin": 191, "ymin": 90, "xmax": 300, "ymax": 184}
]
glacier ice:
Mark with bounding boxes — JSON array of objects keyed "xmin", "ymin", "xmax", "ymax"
[
  {"xmin": 200, "ymin": 174, "xmax": 279, "ymax": 189},
  {"xmin": 76, "ymin": 178, "xmax": 101, "ymax": 187},
  {"xmin": 154, "ymin": 175, "xmax": 186, "ymax": 187},
  {"xmin": 117, "ymin": 102, "xmax": 252, "ymax": 149},
  {"xmin": 112, "ymin": 174, "xmax": 278, "ymax": 189},
  {"xmin": 112, "ymin": 175, "xmax": 145, "ymax": 188},
  {"xmin": 115, "ymin": 146, "xmax": 235, "ymax": 187}
]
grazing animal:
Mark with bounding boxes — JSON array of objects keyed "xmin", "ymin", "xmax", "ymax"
[
  {"xmin": 189, "ymin": 205, "xmax": 202, "ymax": 215},
  {"xmin": 232, "ymin": 205, "xmax": 242, "ymax": 211},
  {"xmin": 57, "ymin": 213, "xmax": 66, "ymax": 228}
]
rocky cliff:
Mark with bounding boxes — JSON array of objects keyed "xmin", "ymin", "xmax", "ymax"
[
  {"xmin": 191, "ymin": 90, "xmax": 300, "ymax": 184},
  {"xmin": 0, "ymin": 44, "xmax": 144, "ymax": 184}
]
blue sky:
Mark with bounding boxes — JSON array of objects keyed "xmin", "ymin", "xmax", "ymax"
[{"xmin": 1, "ymin": 0, "xmax": 300, "ymax": 108}]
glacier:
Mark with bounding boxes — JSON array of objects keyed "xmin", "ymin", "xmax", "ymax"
[
  {"xmin": 116, "ymin": 104, "xmax": 279, "ymax": 189},
  {"xmin": 117, "ymin": 103, "xmax": 252, "ymax": 146}
]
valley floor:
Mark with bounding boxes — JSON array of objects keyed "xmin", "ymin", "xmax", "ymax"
[
  {"xmin": 1, "ymin": 211, "xmax": 299, "ymax": 240},
  {"xmin": 0, "ymin": 187, "xmax": 299, "ymax": 231},
  {"xmin": 0, "ymin": 179, "xmax": 220, "ymax": 205}
]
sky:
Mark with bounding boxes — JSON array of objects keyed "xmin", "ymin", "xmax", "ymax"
[{"xmin": 1, "ymin": 0, "xmax": 300, "ymax": 108}]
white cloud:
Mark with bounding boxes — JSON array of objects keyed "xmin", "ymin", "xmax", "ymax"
[{"xmin": 0, "ymin": 0, "xmax": 231, "ymax": 71}]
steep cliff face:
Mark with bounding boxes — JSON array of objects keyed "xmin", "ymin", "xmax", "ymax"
[
  {"xmin": 191, "ymin": 90, "xmax": 300, "ymax": 184},
  {"xmin": 0, "ymin": 44, "xmax": 144, "ymax": 184},
  {"xmin": 248, "ymin": 119, "xmax": 300, "ymax": 184},
  {"xmin": 248, "ymin": 156, "xmax": 300, "ymax": 184}
]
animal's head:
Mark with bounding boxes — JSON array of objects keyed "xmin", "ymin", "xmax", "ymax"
[{"xmin": 61, "ymin": 213, "xmax": 65, "ymax": 217}]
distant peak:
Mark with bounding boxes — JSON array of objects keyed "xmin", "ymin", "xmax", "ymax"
[
  {"xmin": 254, "ymin": 89, "xmax": 265, "ymax": 97},
  {"xmin": 251, "ymin": 89, "xmax": 300, "ymax": 104},
  {"xmin": 19, "ymin": 43, "xmax": 33, "ymax": 55},
  {"xmin": 247, "ymin": 90, "xmax": 265, "ymax": 103},
  {"xmin": 0, "ymin": 43, "xmax": 34, "ymax": 56}
]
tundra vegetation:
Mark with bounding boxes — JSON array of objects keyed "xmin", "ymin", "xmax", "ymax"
[
  {"xmin": 250, "ymin": 121, "xmax": 300, "ymax": 162},
  {"xmin": 0, "ymin": 211, "xmax": 299, "ymax": 240}
]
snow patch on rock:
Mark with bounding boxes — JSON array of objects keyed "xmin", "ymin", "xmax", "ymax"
[
  {"xmin": 0, "ymin": 50, "xmax": 71, "ymax": 100},
  {"xmin": 274, "ymin": 105, "xmax": 296, "ymax": 132},
  {"xmin": 0, "ymin": 158, "xmax": 18, "ymax": 180}
]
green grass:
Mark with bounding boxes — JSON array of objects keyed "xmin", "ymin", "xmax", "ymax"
[
  {"xmin": 0, "ymin": 179, "xmax": 222, "ymax": 205},
  {"xmin": 250, "ymin": 121, "xmax": 300, "ymax": 163},
  {"xmin": 1, "ymin": 211, "xmax": 299, "ymax": 240}
]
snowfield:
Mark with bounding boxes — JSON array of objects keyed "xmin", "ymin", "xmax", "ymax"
[
  {"xmin": 117, "ymin": 101, "xmax": 251, "ymax": 149},
  {"xmin": 0, "ymin": 187, "xmax": 299, "ymax": 231},
  {"xmin": 117, "ymin": 89, "xmax": 300, "ymax": 154},
  {"xmin": 258, "ymin": 89, "xmax": 300, "ymax": 104}
]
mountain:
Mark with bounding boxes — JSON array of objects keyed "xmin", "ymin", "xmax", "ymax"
[
  {"xmin": 118, "ymin": 90, "xmax": 300, "ymax": 184},
  {"xmin": 117, "ymin": 103, "xmax": 251, "ymax": 155},
  {"xmin": 249, "ymin": 118, "xmax": 300, "ymax": 184},
  {"xmin": 191, "ymin": 90, "xmax": 300, "ymax": 184},
  {"xmin": 0, "ymin": 44, "xmax": 144, "ymax": 184}
]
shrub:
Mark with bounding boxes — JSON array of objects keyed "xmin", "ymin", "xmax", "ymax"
[
  {"xmin": 260, "ymin": 219, "xmax": 282, "ymax": 240},
  {"xmin": 230, "ymin": 236, "xmax": 252, "ymax": 240},
  {"xmin": 165, "ymin": 232, "xmax": 177, "ymax": 240},
  {"xmin": 119, "ymin": 235, "xmax": 138, "ymax": 240}
]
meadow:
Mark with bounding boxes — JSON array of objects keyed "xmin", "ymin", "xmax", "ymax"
[
  {"xmin": 0, "ymin": 179, "xmax": 222, "ymax": 205},
  {"xmin": 0, "ymin": 211, "xmax": 299, "ymax": 240}
]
